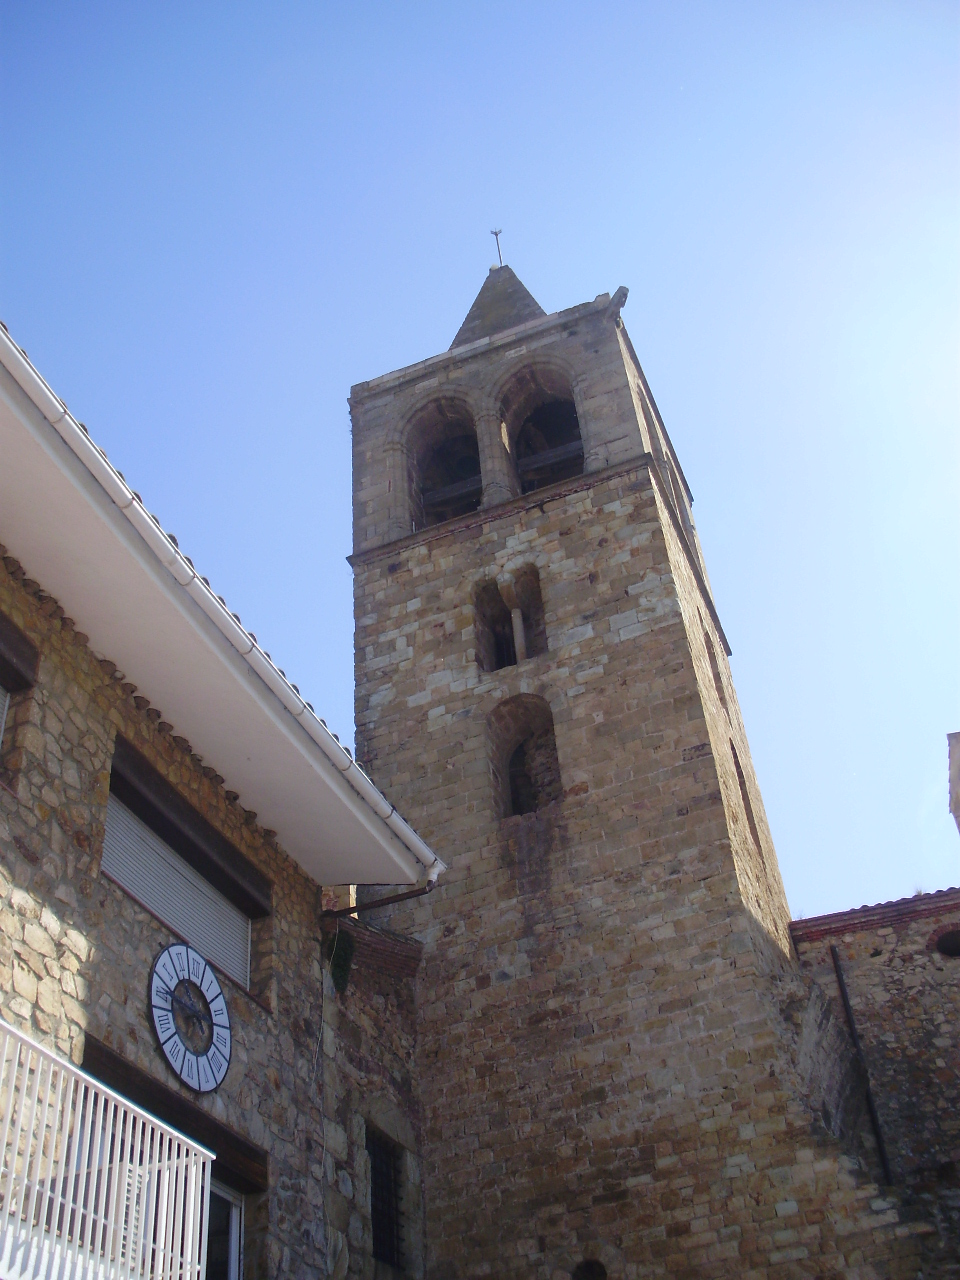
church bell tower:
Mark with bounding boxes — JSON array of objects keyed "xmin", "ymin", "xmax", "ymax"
[{"xmin": 347, "ymin": 266, "xmax": 892, "ymax": 1278}]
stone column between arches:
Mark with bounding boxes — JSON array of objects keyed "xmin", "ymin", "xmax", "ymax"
[
  {"xmin": 383, "ymin": 441, "xmax": 413, "ymax": 542},
  {"xmin": 476, "ymin": 409, "xmax": 519, "ymax": 508}
]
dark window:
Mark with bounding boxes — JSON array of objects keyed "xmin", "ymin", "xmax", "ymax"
[
  {"xmin": 0, "ymin": 609, "xmax": 39, "ymax": 695},
  {"xmin": 515, "ymin": 399, "xmax": 584, "ymax": 493},
  {"xmin": 475, "ymin": 581, "xmax": 516, "ymax": 672},
  {"xmin": 508, "ymin": 739, "xmax": 538, "ymax": 815},
  {"xmin": 418, "ymin": 430, "xmax": 481, "ymax": 524},
  {"xmin": 406, "ymin": 399, "xmax": 483, "ymax": 531},
  {"xmin": 489, "ymin": 695, "xmax": 563, "ymax": 819},
  {"xmin": 507, "ymin": 727, "xmax": 562, "ymax": 816},
  {"xmin": 366, "ymin": 1127, "xmax": 403, "ymax": 1270},
  {"xmin": 935, "ymin": 929, "xmax": 960, "ymax": 958},
  {"xmin": 204, "ymin": 1184, "xmax": 242, "ymax": 1280},
  {"xmin": 572, "ymin": 1264, "xmax": 607, "ymax": 1280},
  {"xmin": 474, "ymin": 568, "xmax": 547, "ymax": 673},
  {"xmin": 0, "ymin": 609, "xmax": 39, "ymax": 761},
  {"xmin": 731, "ymin": 741, "xmax": 763, "ymax": 855},
  {"xmin": 703, "ymin": 627, "xmax": 729, "ymax": 714},
  {"xmin": 512, "ymin": 565, "xmax": 547, "ymax": 659}
]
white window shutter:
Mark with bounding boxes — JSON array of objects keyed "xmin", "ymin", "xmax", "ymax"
[{"xmin": 102, "ymin": 794, "xmax": 251, "ymax": 988}]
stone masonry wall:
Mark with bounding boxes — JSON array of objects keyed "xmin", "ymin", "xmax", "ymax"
[
  {"xmin": 792, "ymin": 892, "xmax": 960, "ymax": 1271},
  {"xmin": 0, "ymin": 547, "xmax": 420, "ymax": 1280},
  {"xmin": 351, "ymin": 462, "xmax": 936, "ymax": 1277}
]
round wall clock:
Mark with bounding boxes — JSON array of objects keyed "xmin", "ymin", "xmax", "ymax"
[{"xmin": 150, "ymin": 943, "xmax": 232, "ymax": 1093}]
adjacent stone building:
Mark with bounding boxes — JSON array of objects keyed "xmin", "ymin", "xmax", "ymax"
[
  {"xmin": 0, "ymin": 323, "xmax": 443, "ymax": 1278},
  {"xmin": 348, "ymin": 266, "xmax": 959, "ymax": 1276}
]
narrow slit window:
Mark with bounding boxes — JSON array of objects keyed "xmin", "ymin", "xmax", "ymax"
[
  {"xmin": 0, "ymin": 608, "xmax": 39, "ymax": 761},
  {"xmin": 703, "ymin": 628, "xmax": 729, "ymax": 714},
  {"xmin": 366, "ymin": 1127, "xmax": 404, "ymax": 1271},
  {"xmin": 731, "ymin": 741, "xmax": 763, "ymax": 857},
  {"xmin": 474, "ymin": 581, "xmax": 516, "ymax": 672}
]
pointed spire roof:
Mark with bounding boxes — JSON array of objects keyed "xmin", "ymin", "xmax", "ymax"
[{"xmin": 450, "ymin": 265, "xmax": 546, "ymax": 349}]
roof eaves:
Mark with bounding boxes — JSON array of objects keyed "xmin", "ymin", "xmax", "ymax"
[
  {"xmin": 0, "ymin": 322, "xmax": 444, "ymax": 884},
  {"xmin": 790, "ymin": 885, "xmax": 960, "ymax": 944}
]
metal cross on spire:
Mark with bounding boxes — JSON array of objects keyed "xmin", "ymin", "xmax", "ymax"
[{"xmin": 490, "ymin": 229, "xmax": 503, "ymax": 267}]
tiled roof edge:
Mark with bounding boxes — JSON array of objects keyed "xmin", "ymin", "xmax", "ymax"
[
  {"xmin": 321, "ymin": 915, "xmax": 423, "ymax": 980},
  {"xmin": 790, "ymin": 885, "xmax": 960, "ymax": 944}
]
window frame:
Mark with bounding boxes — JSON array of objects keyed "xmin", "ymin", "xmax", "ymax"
[
  {"xmin": 366, "ymin": 1125, "xmax": 405, "ymax": 1271},
  {"xmin": 110, "ymin": 736, "xmax": 272, "ymax": 920},
  {"xmin": 102, "ymin": 792, "xmax": 253, "ymax": 988},
  {"xmin": 207, "ymin": 1179, "xmax": 244, "ymax": 1280}
]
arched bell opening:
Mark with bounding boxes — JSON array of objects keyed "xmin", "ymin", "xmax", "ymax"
[
  {"xmin": 488, "ymin": 694, "xmax": 562, "ymax": 819},
  {"xmin": 406, "ymin": 400, "xmax": 482, "ymax": 530},
  {"xmin": 498, "ymin": 365, "xmax": 584, "ymax": 495}
]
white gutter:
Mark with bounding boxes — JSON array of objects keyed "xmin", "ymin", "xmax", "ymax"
[{"xmin": 0, "ymin": 323, "xmax": 444, "ymax": 885}]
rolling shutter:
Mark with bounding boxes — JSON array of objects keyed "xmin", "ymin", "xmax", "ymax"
[{"xmin": 102, "ymin": 794, "xmax": 251, "ymax": 988}]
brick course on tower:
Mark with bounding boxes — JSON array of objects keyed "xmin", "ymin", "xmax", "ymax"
[{"xmin": 349, "ymin": 266, "xmax": 952, "ymax": 1277}]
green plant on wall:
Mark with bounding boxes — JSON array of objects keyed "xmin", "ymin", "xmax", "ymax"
[{"xmin": 325, "ymin": 929, "xmax": 355, "ymax": 995}]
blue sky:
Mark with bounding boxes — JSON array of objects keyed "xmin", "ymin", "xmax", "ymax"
[{"xmin": 1, "ymin": 2, "xmax": 957, "ymax": 917}]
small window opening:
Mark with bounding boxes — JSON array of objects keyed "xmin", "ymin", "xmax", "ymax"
[
  {"xmin": 490, "ymin": 695, "xmax": 563, "ymax": 818},
  {"xmin": 474, "ymin": 567, "xmax": 547, "ymax": 672},
  {"xmin": 206, "ymin": 1180, "xmax": 243, "ymax": 1280},
  {"xmin": 415, "ymin": 428, "xmax": 481, "ymax": 527},
  {"xmin": 515, "ymin": 399, "xmax": 584, "ymax": 493},
  {"xmin": 572, "ymin": 1264, "xmax": 607, "ymax": 1280},
  {"xmin": 731, "ymin": 741, "xmax": 763, "ymax": 855},
  {"xmin": 475, "ymin": 581, "xmax": 516, "ymax": 672},
  {"xmin": 0, "ymin": 608, "xmax": 39, "ymax": 770},
  {"xmin": 513, "ymin": 565, "xmax": 548, "ymax": 659},
  {"xmin": 366, "ymin": 1127, "xmax": 404, "ymax": 1270},
  {"xmin": 703, "ymin": 628, "xmax": 728, "ymax": 714},
  {"xmin": 935, "ymin": 929, "xmax": 960, "ymax": 957},
  {"xmin": 507, "ymin": 729, "xmax": 562, "ymax": 816}
]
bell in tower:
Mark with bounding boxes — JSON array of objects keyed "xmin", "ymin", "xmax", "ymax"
[{"xmin": 347, "ymin": 265, "xmax": 919, "ymax": 1277}]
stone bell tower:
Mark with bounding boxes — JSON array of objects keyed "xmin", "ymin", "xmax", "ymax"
[{"xmin": 348, "ymin": 267, "xmax": 922, "ymax": 1278}]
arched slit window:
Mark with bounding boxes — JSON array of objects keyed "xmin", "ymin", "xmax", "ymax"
[
  {"xmin": 475, "ymin": 581, "xmax": 515, "ymax": 672},
  {"xmin": 731, "ymin": 740, "xmax": 764, "ymax": 860},
  {"xmin": 407, "ymin": 400, "xmax": 482, "ymax": 530},
  {"xmin": 489, "ymin": 695, "xmax": 562, "ymax": 818},
  {"xmin": 513, "ymin": 565, "xmax": 547, "ymax": 658},
  {"xmin": 697, "ymin": 610, "xmax": 729, "ymax": 715},
  {"xmin": 474, "ymin": 566, "xmax": 547, "ymax": 672},
  {"xmin": 499, "ymin": 366, "xmax": 584, "ymax": 495}
]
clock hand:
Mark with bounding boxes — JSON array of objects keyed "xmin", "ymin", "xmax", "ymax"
[{"xmin": 158, "ymin": 980, "xmax": 214, "ymax": 1029}]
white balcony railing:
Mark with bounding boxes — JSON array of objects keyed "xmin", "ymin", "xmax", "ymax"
[{"xmin": 0, "ymin": 1020, "xmax": 213, "ymax": 1279}]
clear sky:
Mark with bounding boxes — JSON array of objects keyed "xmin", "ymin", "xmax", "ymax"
[{"xmin": 1, "ymin": 2, "xmax": 957, "ymax": 918}]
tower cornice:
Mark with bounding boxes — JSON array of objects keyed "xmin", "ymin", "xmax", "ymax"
[{"xmin": 349, "ymin": 293, "xmax": 615, "ymax": 404}]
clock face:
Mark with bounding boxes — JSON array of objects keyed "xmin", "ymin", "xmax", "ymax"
[{"xmin": 150, "ymin": 944, "xmax": 231, "ymax": 1093}]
